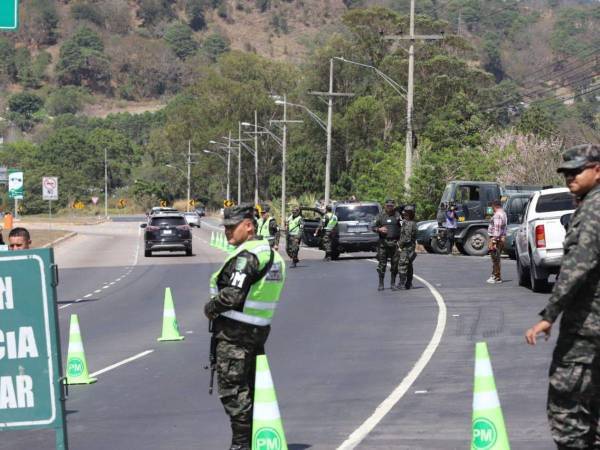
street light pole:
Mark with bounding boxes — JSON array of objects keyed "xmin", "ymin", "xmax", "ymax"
[
  {"xmin": 325, "ymin": 58, "xmax": 333, "ymax": 206},
  {"xmin": 227, "ymin": 131, "xmax": 231, "ymax": 201},
  {"xmin": 238, "ymin": 121, "xmax": 242, "ymax": 205},
  {"xmin": 254, "ymin": 110, "xmax": 259, "ymax": 205},
  {"xmin": 104, "ymin": 147, "xmax": 108, "ymax": 219},
  {"xmin": 186, "ymin": 140, "xmax": 191, "ymax": 212}
]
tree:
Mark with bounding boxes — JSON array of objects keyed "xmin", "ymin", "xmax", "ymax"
[
  {"xmin": 164, "ymin": 23, "xmax": 198, "ymax": 59},
  {"xmin": 46, "ymin": 87, "xmax": 89, "ymax": 116},
  {"xmin": 203, "ymin": 33, "xmax": 230, "ymax": 62},
  {"xmin": 8, "ymin": 92, "xmax": 44, "ymax": 116},
  {"xmin": 517, "ymin": 105, "xmax": 556, "ymax": 138},
  {"xmin": 186, "ymin": 0, "xmax": 207, "ymax": 31}
]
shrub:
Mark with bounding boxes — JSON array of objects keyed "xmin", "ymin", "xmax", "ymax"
[
  {"xmin": 71, "ymin": 2, "xmax": 105, "ymax": 27},
  {"xmin": 203, "ymin": 32, "xmax": 230, "ymax": 62},
  {"xmin": 164, "ymin": 23, "xmax": 198, "ymax": 59},
  {"xmin": 46, "ymin": 87, "xmax": 89, "ymax": 115},
  {"xmin": 138, "ymin": 0, "xmax": 175, "ymax": 27},
  {"xmin": 8, "ymin": 92, "xmax": 44, "ymax": 116}
]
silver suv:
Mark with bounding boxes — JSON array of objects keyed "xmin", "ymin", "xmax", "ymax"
[{"xmin": 331, "ymin": 202, "xmax": 381, "ymax": 258}]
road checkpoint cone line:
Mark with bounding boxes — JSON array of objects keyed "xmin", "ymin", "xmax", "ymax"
[
  {"xmin": 471, "ymin": 342, "xmax": 510, "ymax": 450},
  {"xmin": 253, "ymin": 354, "xmax": 288, "ymax": 450},
  {"xmin": 210, "ymin": 231, "xmax": 215, "ymax": 247},
  {"xmin": 65, "ymin": 314, "xmax": 97, "ymax": 385},
  {"xmin": 157, "ymin": 287, "xmax": 185, "ymax": 342}
]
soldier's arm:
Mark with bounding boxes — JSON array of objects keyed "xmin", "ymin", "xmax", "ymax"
[
  {"xmin": 372, "ymin": 215, "xmax": 382, "ymax": 232},
  {"xmin": 270, "ymin": 219, "xmax": 280, "ymax": 245},
  {"xmin": 540, "ymin": 203, "xmax": 600, "ymax": 323},
  {"xmin": 204, "ymin": 252, "xmax": 261, "ymax": 318}
]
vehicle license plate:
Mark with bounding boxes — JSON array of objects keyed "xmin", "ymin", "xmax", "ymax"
[
  {"xmin": 349, "ymin": 225, "xmax": 368, "ymax": 233},
  {"xmin": 162, "ymin": 229, "xmax": 173, "ymax": 235}
]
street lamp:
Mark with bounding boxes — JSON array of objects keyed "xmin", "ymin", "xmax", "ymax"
[
  {"xmin": 203, "ymin": 148, "xmax": 232, "ymax": 201},
  {"xmin": 165, "ymin": 140, "xmax": 198, "ymax": 212},
  {"xmin": 241, "ymin": 112, "xmax": 259, "ymax": 205},
  {"xmin": 275, "ymin": 100, "xmax": 327, "ymax": 131}
]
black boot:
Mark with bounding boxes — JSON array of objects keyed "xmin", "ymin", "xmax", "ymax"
[
  {"xmin": 378, "ymin": 275, "xmax": 384, "ymax": 291},
  {"xmin": 397, "ymin": 276, "xmax": 407, "ymax": 290},
  {"xmin": 291, "ymin": 260, "xmax": 297, "ymax": 268},
  {"xmin": 391, "ymin": 275, "xmax": 398, "ymax": 291}
]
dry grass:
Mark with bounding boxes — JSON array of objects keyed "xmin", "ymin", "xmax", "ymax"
[{"xmin": 25, "ymin": 229, "xmax": 73, "ymax": 249}]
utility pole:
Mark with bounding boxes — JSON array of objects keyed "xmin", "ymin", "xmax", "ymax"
[
  {"xmin": 238, "ymin": 121, "xmax": 242, "ymax": 205},
  {"xmin": 226, "ymin": 131, "xmax": 231, "ymax": 201},
  {"xmin": 254, "ymin": 110, "xmax": 259, "ymax": 205},
  {"xmin": 104, "ymin": 147, "xmax": 108, "ymax": 219},
  {"xmin": 386, "ymin": 0, "xmax": 443, "ymax": 192},
  {"xmin": 310, "ymin": 59, "xmax": 354, "ymax": 205},
  {"xmin": 186, "ymin": 140, "xmax": 191, "ymax": 212}
]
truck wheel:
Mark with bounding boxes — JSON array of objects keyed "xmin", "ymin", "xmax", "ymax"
[
  {"xmin": 430, "ymin": 237, "xmax": 447, "ymax": 254},
  {"xmin": 529, "ymin": 254, "xmax": 549, "ymax": 292},
  {"xmin": 423, "ymin": 243, "xmax": 435, "ymax": 253},
  {"xmin": 463, "ymin": 229, "xmax": 489, "ymax": 256},
  {"xmin": 455, "ymin": 242, "xmax": 469, "ymax": 255},
  {"xmin": 144, "ymin": 250, "xmax": 152, "ymax": 257},
  {"xmin": 516, "ymin": 250, "xmax": 530, "ymax": 287}
]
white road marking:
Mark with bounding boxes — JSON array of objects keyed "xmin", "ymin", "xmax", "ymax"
[
  {"xmin": 89, "ymin": 350, "xmax": 154, "ymax": 378},
  {"xmin": 58, "ymin": 304, "xmax": 71, "ymax": 310},
  {"xmin": 94, "ymin": 289, "xmax": 102, "ymax": 293},
  {"xmin": 109, "ymin": 282, "xmax": 115, "ymax": 286},
  {"xmin": 336, "ymin": 265, "xmax": 447, "ymax": 450},
  {"xmin": 102, "ymin": 285, "xmax": 109, "ymax": 289},
  {"xmin": 84, "ymin": 293, "xmax": 92, "ymax": 298}
]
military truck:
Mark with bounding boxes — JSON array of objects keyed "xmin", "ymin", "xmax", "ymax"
[{"xmin": 434, "ymin": 181, "xmax": 541, "ymax": 256}]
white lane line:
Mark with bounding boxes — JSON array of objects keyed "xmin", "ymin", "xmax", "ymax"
[
  {"xmin": 109, "ymin": 282, "xmax": 115, "ymax": 286},
  {"xmin": 84, "ymin": 293, "xmax": 92, "ymax": 298},
  {"xmin": 89, "ymin": 350, "xmax": 154, "ymax": 378},
  {"xmin": 335, "ymin": 267, "xmax": 447, "ymax": 450},
  {"xmin": 102, "ymin": 285, "xmax": 110, "ymax": 290},
  {"xmin": 58, "ymin": 304, "xmax": 71, "ymax": 310},
  {"xmin": 94, "ymin": 289, "xmax": 102, "ymax": 293}
]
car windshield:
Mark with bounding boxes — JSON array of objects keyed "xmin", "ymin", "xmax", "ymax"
[
  {"xmin": 535, "ymin": 192, "xmax": 576, "ymax": 213},
  {"xmin": 336, "ymin": 205, "xmax": 379, "ymax": 222},
  {"xmin": 440, "ymin": 184, "xmax": 453, "ymax": 205},
  {"xmin": 184, "ymin": 212, "xmax": 197, "ymax": 217},
  {"xmin": 151, "ymin": 216, "xmax": 186, "ymax": 226}
]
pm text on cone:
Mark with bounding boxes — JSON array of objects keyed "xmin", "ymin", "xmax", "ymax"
[
  {"xmin": 157, "ymin": 287, "xmax": 184, "ymax": 342},
  {"xmin": 253, "ymin": 354, "xmax": 288, "ymax": 450},
  {"xmin": 65, "ymin": 314, "xmax": 97, "ymax": 385},
  {"xmin": 471, "ymin": 342, "xmax": 510, "ymax": 450}
]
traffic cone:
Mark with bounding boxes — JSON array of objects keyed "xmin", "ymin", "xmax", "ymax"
[
  {"xmin": 210, "ymin": 231, "xmax": 215, "ymax": 247},
  {"xmin": 471, "ymin": 342, "xmax": 510, "ymax": 450},
  {"xmin": 252, "ymin": 355, "xmax": 288, "ymax": 450},
  {"xmin": 65, "ymin": 314, "xmax": 97, "ymax": 385},
  {"xmin": 157, "ymin": 287, "xmax": 185, "ymax": 342}
]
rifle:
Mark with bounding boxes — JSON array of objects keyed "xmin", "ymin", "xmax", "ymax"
[{"xmin": 204, "ymin": 320, "xmax": 217, "ymax": 395}]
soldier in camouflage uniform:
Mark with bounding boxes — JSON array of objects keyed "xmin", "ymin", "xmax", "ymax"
[
  {"xmin": 285, "ymin": 205, "xmax": 304, "ymax": 268},
  {"xmin": 205, "ymin": 204, "xmax": 286, "ymax": 450},
  {"xmin": 398, "ymin": 205, "xmax": 417, "ymax": 290},
  {"xmin": 526, "ymin": 144, "xmax": 600, "ymax": 450},
  {"xmin": 373, "ymin": 199, "xmax": 402, "ymax": 291},
  {"xmin": 316, "ymin": 205, "xmax": 338, "ymax": 261}
]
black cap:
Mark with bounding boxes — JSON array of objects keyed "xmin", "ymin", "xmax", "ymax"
[
  {"xmin": 260, "ymin": 204, "xmax": 270, "ymax": 213},
  {"xmin": 223, "ymin": 203, "xmax": 256, "ymax": 226},
  {"xmin": 385, "ymin": 199, "xmax": 395, "ymax": 206},
  {"xmin": 557, "ymin": 144, "xmax": 600, "ymax": 173},
  {"xmin": 404, "ymin": 205, "xmax": 415, "ymax": 212}
]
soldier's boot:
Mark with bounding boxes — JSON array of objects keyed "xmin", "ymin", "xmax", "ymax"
[
  {"xmin": 291, "ymin": 260, "xmax": 297, "ymax": 268},
  {"xmin": 229, "ymin": 445, "xmax": 249, "ymax": 450},
  {"xmin": 230, "ymin": 420, "xmax": 251, "ymax": 450},
  {"xmin": 391, "ymin": 274, "xmax": 398, "ymax": 291},
  {"xmin": 397, "ymin": 275, "xmax": 407, "ymax": 290},
  {"xmin": 405, "ymin": 275, "xmax": 413, "ymax": 290},
  {"xmin": 378, "ymin": 274, "xmax": 384, "ymax": 291}
]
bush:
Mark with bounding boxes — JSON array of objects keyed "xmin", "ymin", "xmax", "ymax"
[
  {"xmin": 46, "ymin": 87, "xmax": 89, "ymax": 116},
  {"xmin": 71, "ymin": 2, "xmax": 105, "ymax": 27},
  {"xmin": 203, "ymin": 32, "xmax": 230, "ymax": 62},
  {"xmin": 18, "ymin": 0, "xmax": 59, "ymax": 46},
  {"xmin": 164, "ymin": 23, "xmax": 198, "ymax": 59},
  {"xmin": 138, "ymin": 0, "xmax": 175, "ymax": 27},
  {"xmin": 8, "ymin": 92, "xmax": 44, "ymax": 116},
  {"xmin": 186, "ymin": 0, "xmax": 206, "ymax": 31}
]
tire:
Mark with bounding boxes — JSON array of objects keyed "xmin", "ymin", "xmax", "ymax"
[
  {"xmin": 529, "ymin": 252, "xmax": 549, "ymax": 292},
  {"xmin": 456, "ymin": 242, "xmax": 469, "ymax": 255},
  {"xmin": 144, "ymin": 250, "xmax": 152, "ymax": 257},
  {"xmin": 430, "ymin": 237, "xmax": 448, "ymax": 254},
  {"xmin": 186, "ymin": 247, "xmax": 193, "ymax": 256},
  {"xmin": 423, "ymin": 243, "xmax": 435, "ymax": 254},
  {"xmin": 516, "ymin": 249, "xmax": 530, "ymax": 287},
  {"xmin": 463, "ymin": 229, "xmax": 489, "ymax": 256}
]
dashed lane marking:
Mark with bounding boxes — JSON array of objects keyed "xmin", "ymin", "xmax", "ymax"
[
  {"xmin": 335, "ymin": 261, "xmax": 448, "ymax": 450},
  {"xmin": 89, "ymin": 350, "xmax": 154, "ymax": 378},
  {"xmin": 84, "ymin": 293, "xmax": 92, "ymax": 298}
]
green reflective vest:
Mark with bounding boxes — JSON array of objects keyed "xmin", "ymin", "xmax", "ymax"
[
  {"xmin": 287, "ymin": 215, "xmax": 302, "ymax": 236},
  {"xmin": 210, "ymin": 239, "xmax": 286, "ymax": 327},
  {"xmin": 325, "ymin": 212, "xmax": 338, "ymax": 231},
  {"xmin": 257, "ymin": 216, "xmax": 276, "ymax": 242}
]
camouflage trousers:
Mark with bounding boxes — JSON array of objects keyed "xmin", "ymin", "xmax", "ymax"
[
  {"xmin": 547, "ymin": 359, "xmax": 600, "ymax": 449},
  {"xmin": 286, "ymin": 235, "xmax": 301, "ymax": 262},
  {"xmin": 216, "ymin": 339, "xmax": 262, "ymax": 447},
  {"xmin": 377, "ymin": 240, "xmax": 399, "ymax": 276},
  {"xmin": 399, "ymin": 246, "xmax": 416, "ymax": 286},
  {"xmin": 322, "ymin": 231, "xmax": 336, "ymax": 257}
]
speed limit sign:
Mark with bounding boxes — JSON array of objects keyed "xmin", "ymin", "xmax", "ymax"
[{"xmin": 42, "ymin": 177, "xmax": 58, "ymax": 200}]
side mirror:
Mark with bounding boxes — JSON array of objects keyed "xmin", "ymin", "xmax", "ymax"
[
  {"xmin": 140, "ymin": 223, "xmax": 147, "ymax": 228},
  {"xmin": 560, "ymin": 214, "xmax": 572, "ymax": 230}
]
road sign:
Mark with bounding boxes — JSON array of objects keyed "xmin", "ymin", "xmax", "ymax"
[
  {"xmin": 118, "ymin": 199, "xmax": 127, "ymax": 208},
  {"xmin": 91, "ymin": 197, "xmax": 99, "ymax": 205},
  {"xmin": 0, "ymin": 249, "xmax": 68, "ymax": 448},
  {"xmin": 42, "ymin": 177, "xmax": 58, "ymax": 201},
  {"xmin": 160, "ymin": 200, "xmax": 167, "ymax": 207},
  {"xmin": 8, "ymin": 170, "xmax": 23, "ymax": 199},
  {"xmin": 0, "ymin": 0, "xmax": 18, "ymax": 30},
  {"xmin": 224, "ymin": 199, "xmax": 235, "ymax": 208},
  {"xmin": 189, "ymin": 199, "xmax": 196, "ymax": 207}
]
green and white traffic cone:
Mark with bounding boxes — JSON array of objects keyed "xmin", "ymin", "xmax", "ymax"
[
  {"xmin": 252, "ymin": 354, "xmax": 288, "ymax": 450},
  {"xmin": 210, "ymin": 231, "xmax": 215, "ymax": 247},
  {"xmin": 157, "ymin": 287, "xmax": 184, "ymax": 342},
  {"xmin": 65, "ymin": 314, "xmax": 97, "ymax": 385},
  {"xmin": 471, "ymin": 342, "xmax": 510, "ymax": 450}
]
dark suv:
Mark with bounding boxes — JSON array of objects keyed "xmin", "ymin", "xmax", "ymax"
[
  {"xmin": 141, "ymin": 214, "xmax": 193, "ymax": 257},
  {"xmin": 332, "ymin": 202, "xmax": 381, "ymax": 258}
]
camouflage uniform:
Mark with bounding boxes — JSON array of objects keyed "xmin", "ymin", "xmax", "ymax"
[
  {"xmin": 319, "ymin": 209, "xmax": 338, "ymax": 260},
  {"xmin": 285, "ymin": 211, "xmax": 303, "ymax": 267},
  {"xmin": 398, "ymin": 215, "xmax": 417, "ymax": 290},
  {"xmin": 373, "ymin": 208, "xmax": 402, "ymax": 290},
  {"xmin": 539, "ymin": 145, "xmax": 600, "ymax": 449}
]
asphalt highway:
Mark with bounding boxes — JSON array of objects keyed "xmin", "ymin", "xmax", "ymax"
[{"xmin": 2, "ymin": 218, "xmax": 557, "ymax": 449}]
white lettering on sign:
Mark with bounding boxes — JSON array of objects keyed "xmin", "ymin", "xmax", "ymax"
[
  {"xmin": 0, "ymin": 277, "xmax": 14, "ymax": 310},
  {"xmin": 0, "ymin": 375, "xmax": 34, "ymax": 409},
  {"xmin": 0, "ymin": 328, "xmax": 39, "ymax": 360}
]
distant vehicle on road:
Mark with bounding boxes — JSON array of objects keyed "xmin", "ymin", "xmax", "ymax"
[
  {"xmin": 515, "ymin": 187, "xmax": 576, "ymax": 292},
  {"xmin": 195, "ymin": 206, "xmax": 206, "ymax": 217},
  {"xmin": 148, "ymin": 207, "xmax": 179, "ymax": 217},
  {"xmin": 183, "ymin": 211, "xmax": 201, "ymax": 228},
  {"xmin": 331, "ymin": 201, "xmax": 381, "ymax": 259},
  {"xmin": 503, "ymin": 193, "xmax": 532, "ymax": 260},
  {"xmin": 141, "ymin": 213, "xmax": 192, "ymax": 257}
]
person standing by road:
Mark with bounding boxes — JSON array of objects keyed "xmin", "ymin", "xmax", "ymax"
[
  {"xmin": 373, "ymin": 199, "xmax": 402, "ymax": 291},
  {"xmin": 487, "ymin": 200, "xmax": 507, "ymax": 284},
  {"xmin": 525, "ymin": 144, "xmax": 600, "ymax": 450},
  {"xmin": 445, "ymin": 204, "xmax": 458, "ymax": 254},
  {"xmin": 398, "ymin": 205, "xmax": 417, "ymax": 290},
  {"xmin": 285, "ymin": 205, "xmax": 303, "ymax": 268},
  {"xmin": 8, "ymin": 227, "xmax": 31, "ymax": 250},
  {"xmin": 204, "ymin": 204, "xmax": 286, "ymax": 450},
  {"xmin": 256, "ymin": 204, "xmax": 279, "ymax": 250},
  {"xmin": 315, "ymin": 205, "xmax": 338, "ymax": 261}
]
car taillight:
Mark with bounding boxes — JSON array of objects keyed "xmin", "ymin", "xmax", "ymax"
[
  {"xmin": 177, "ymin": 225, "xmax": 190, "ymax": 231},
  {"xmin": 535, "ymin": 224, "xmax": 546, "ymax": 248},
  {"xmin": 146, "ymin": 226, "xmax": 159, "ymax": 231}
]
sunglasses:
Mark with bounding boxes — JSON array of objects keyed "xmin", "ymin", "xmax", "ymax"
[{"xmin": 561, "ymin": 163, "xmax": 598, "ymax": 177}]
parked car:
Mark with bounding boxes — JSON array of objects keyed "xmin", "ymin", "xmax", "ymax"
[
  {"xmin": 195, "ymin": 206, "xmax": 206, "ymax": 217},
  {"xmin": 148, "ymin": 207, "xmax": 179, "ymax": 217},
  {"xmin": 503, "ymin": 193, "xmax": 532, "ymax": 260},
  {"xmin": 183, "ymin": 211, "xmax": 201, "ymax": 228},
  {"xmin": 417, "ymin": 220, "xmax": 443, "ymax": 253},
  {"xmin": 141, "ymin": 213, "xmax": 193, "ymax": 257},
  {"xmin": 331, "ymin": 202, "xmax": 381, "ymax": 259},
  {"xmin": 515, "ymin": 187, "xmax": 576, "ymax": 292}
]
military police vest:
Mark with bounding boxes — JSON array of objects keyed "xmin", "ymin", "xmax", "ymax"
[
  {"xmin": 383, "ymin": 214, "xmax": 401, "ymax": 240},
  {"xmin": 325, "ymin": 212, "xmax": 338, "ymax": 231},
  {"xmin": 287, "ymin": 215, "xmax": 302, "ymax": 236},
  {"xmin": 257, "ymin": 216, "xmax": 276, "ymax": 243},
  {"xmin": 210, "ymin": 239, "xmax": 286, "ymax": 327}
]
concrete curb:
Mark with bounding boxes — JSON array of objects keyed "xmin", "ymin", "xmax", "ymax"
[{"xmin": 42, "ymin": 231, "xmax": 78, "ymax": 248}]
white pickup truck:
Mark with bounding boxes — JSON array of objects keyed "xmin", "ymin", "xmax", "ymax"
[{"xmin": 515, "ymin": 187, "xmax": 576, "ymax": 292}]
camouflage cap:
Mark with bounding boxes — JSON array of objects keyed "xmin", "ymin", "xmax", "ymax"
[
  {"xmin": 385, "ymin": 199, "xmax": 396, "ymax": 206},
  {"xmin": 557, "ymin": 144, "xmax": 600, "ymax": 173},
  {"xmin": 261, "ymin": 204, "xmax": 270, "ymax": 213},
  {"xmin": 403, "ymin": 205, "xmax": 415, "ymax": 212},
  {"xmin": 222, "ymin": 203, "xmax": 256, "ymax": 226}
]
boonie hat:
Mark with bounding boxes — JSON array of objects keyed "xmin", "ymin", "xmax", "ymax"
[
  {"xmin": 385, "ymin": 199, "xmax": 396, "ymax": 206},
  {"xmin": 223, "ymin": 204, "xmax": 256, "ymax": 226},
  {"xmin": 557, "ymin": 144, "xmax": 600, "ymax": 173}
]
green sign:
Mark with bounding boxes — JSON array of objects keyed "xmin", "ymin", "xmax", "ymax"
[
  {"xmin": 254, "ymin": 427, "xmax": 282, "ymax": 450},
  {"xmin": 0, "ymin": 0, "xmax": 18, "ymax": 30},
  {"xmin": 472, "ymin": 417, "xmax": 498, "ymax": 450},
  {"xmin": 0, "ymin": 249, "xmax": 68, "ymax": 449},
  {"xmin": 8, "ymin": 169, "xmax": 23, "ymax": 200}
]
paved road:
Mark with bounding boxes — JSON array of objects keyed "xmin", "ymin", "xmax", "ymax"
[{"xmin": 3, "ymin": 218, "xmax": 557, "ymax": 449}]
